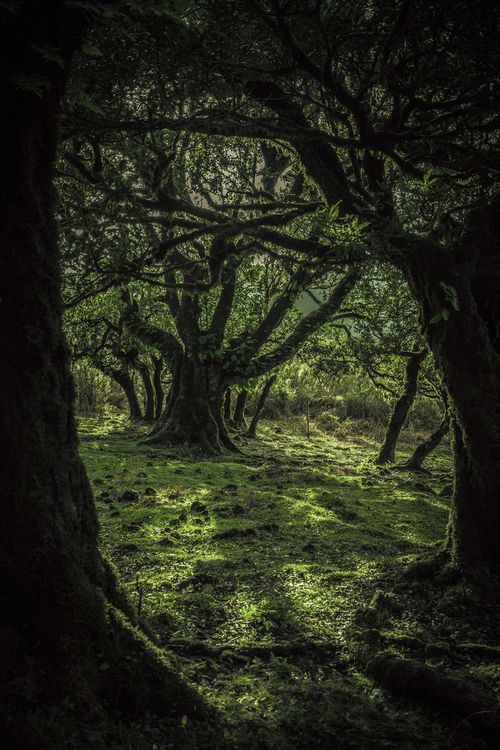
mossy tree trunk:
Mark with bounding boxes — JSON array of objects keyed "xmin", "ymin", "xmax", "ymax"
[
  {"xmin": 111, "ymin": 368, "xmax": 143, "ymax": 420},
  {"xmin": 137, "ymin": 361, "xmax": 155, "ymax": 421},
  {"xmin": 149, "ymin": 354, "xmax": 237, "ymax": 453},
  {"xmin": 376, "ymin": 350, "xmax": 426, "ymax": 465},
  {"xmin": 0, "ymin": 5, "xmax": 199, "ymax": 746},
  {"xmin": 401, "ymin": 214, "xmax": 500, "ymax": 565},
  {"xmin": 152, "ymin": 355, "xmax": 165, "ymax": 420},
  {"xmin": 124, "ymin": 242, "xmax": 358, "ymax": 454},
  {"xmin": 223, "ymin": 387, "xmax": 232, "ymax": 422},
  {"xmin": 232, "ymin": 389, "xmax": 249, "ymax": 429}
]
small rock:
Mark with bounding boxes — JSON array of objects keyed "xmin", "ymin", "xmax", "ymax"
[
  {"xmin": 190, "ymin": 500, "xmax": 207, "ymax": 513},
  {"xmin": 120, "ymin": 489, "xmax": 140, "ymax": 503},
  {"xmin": 117, "ymin": 543, "xmax": 139, "ymax": 553},
  {"xmin": 158, "ymin": 536, "xmax": 175, "ymax": 547},
  {"xmin": 122, "ymin": 521, "xmax": 142, "ymax": 532},
  {"xmin": 261, "ymin": 522, "xmax": 279, "ymax": 533}
]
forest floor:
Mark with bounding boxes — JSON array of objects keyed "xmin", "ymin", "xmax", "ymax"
[{"xmin": 79, "ymin": 416, "xmax": 500, "ymax": 750}]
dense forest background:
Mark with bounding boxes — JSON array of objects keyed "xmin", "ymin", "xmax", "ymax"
[{"xmin": 1, "ymin": 1, "xmax": 499, "ymax": 748}]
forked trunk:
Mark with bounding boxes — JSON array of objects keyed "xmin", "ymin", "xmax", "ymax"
[{"xmin": 148, "ymin": 355, "xmax": 238, "ymax": 453}]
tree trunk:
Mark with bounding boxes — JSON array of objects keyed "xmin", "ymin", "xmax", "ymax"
[
  {"xmin": 111, "ymin": 370, "xmax": 143, "ymax": 421},
  {"xmin": 404, "ymin": 412, "xmax": 450, "ymax": 471},
  {"xmin": 402, "ymin": 226, "xmax": 500, "ymax": 565},
  {"xmin": 376, "ymin": 350, "xmax": 426, "ymax": 464},
  {"xmin": 232, "ymin": 389, "xmax": 249, "ymax": 429},
  {"xmin": 0, "ymin": 5, "xmax": 199, "ymax": 746},
  {"xmin": 147, "ymin": 355, "xmax": 237, "ymax": 453},
  {"xmin": 223, "ymin": 387, "xmax": 232, "ymax": 422},
  {"xmin": 137, "ymin": 362, "xmax": 155, "ymax": 421},
  {"xmin": 152, "ymin": 355, "xmax": 164, "ymax": 420},
  {"xmin": 247, "ymin": 375, "xmax": 277, "ymax": 437}
]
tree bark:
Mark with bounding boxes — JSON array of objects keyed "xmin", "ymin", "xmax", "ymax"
[
  {"xmin": 401, "ymin": 220, "xmax": 500, "ymax": 565},
  {"xmin": 111, "ymin": 369, "xmax": 143, "ymax": 420},
  {"xmin": 404, "ymin": 411, "xmax": 450, "ymax": 471},
  {"xmin": 376, "ymin": 350, "xmax": 426, "ymax": 465},
  {"xmin": 137, "ymin": 362, "xmax": 155, "ymax": 421},
  {"xmin": 232, "ymin": 389, "xmax": 249, "ymax": 429},
  {"xmin": 147, "ymin": 355, "xmax": 237, "ymax": 453},
  {"xmin": 223, "ymin": 387, "xmax": 232, "ymax": 422},
  {"xmin": 152, "ymin": 355, "xmax": 164, "ymax": 420},
  {"xmin": 0, "ymin": 5, "xmax": 199, "ymax": 746},
  {"xmin": 247, "ymin": 375, "xmax": 277, "ymax": 437}
]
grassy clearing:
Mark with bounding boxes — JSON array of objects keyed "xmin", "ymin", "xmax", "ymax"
[{"xmin": 79, "ymin": 416, "xmax": 498, "ymax": 749}]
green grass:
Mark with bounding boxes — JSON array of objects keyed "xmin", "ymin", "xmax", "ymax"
[{"xmin": 78, "ymin": 415, "xmax": 498, "ymax": 749}]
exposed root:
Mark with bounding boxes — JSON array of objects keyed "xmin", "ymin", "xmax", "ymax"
[
  {"xmin": 367, "ymin": 653, "xmax": 500, "ymax": 740},
  {"xmin": 165, "ymin": 638, "xmax": 345, "ymax": 666}
]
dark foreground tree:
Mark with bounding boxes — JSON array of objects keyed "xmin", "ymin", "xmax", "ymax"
[{"xmin": 0, "ymin": 4, "xmax": 202, "ymax": 748}]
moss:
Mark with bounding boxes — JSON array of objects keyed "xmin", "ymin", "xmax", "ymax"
[{"xmin": 75, "ymin": 415, "xmax": 499, "ymax": 749}]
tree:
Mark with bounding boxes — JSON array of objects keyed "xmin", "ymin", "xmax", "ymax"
[
  {"xmin": 0, "ymin": 3, "xmax": 202, "ymax": 746},
  {"xmin": 60, "ymin": 130, "xmax": 361, "ymax": 453},
  {"xmin": 131, "ymin": 0, "xmax": 499, "ymax": 564},
  {"xmin": 65, "ymin": 292, "xmax": 166, "ymax": 421}
]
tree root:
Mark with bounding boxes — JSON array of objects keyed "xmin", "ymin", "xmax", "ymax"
[
  {"xmin": 367, "ymin": 653, "xmax": 500, "ymax": 740},
  {"xmin": 165, "ymin": 638, "xmax": 345, "ymax": 665}
]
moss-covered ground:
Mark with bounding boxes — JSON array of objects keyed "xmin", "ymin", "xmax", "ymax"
[{"xmin": 79, "ymin": 416, "xmax": 500, "ymax": 749}]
